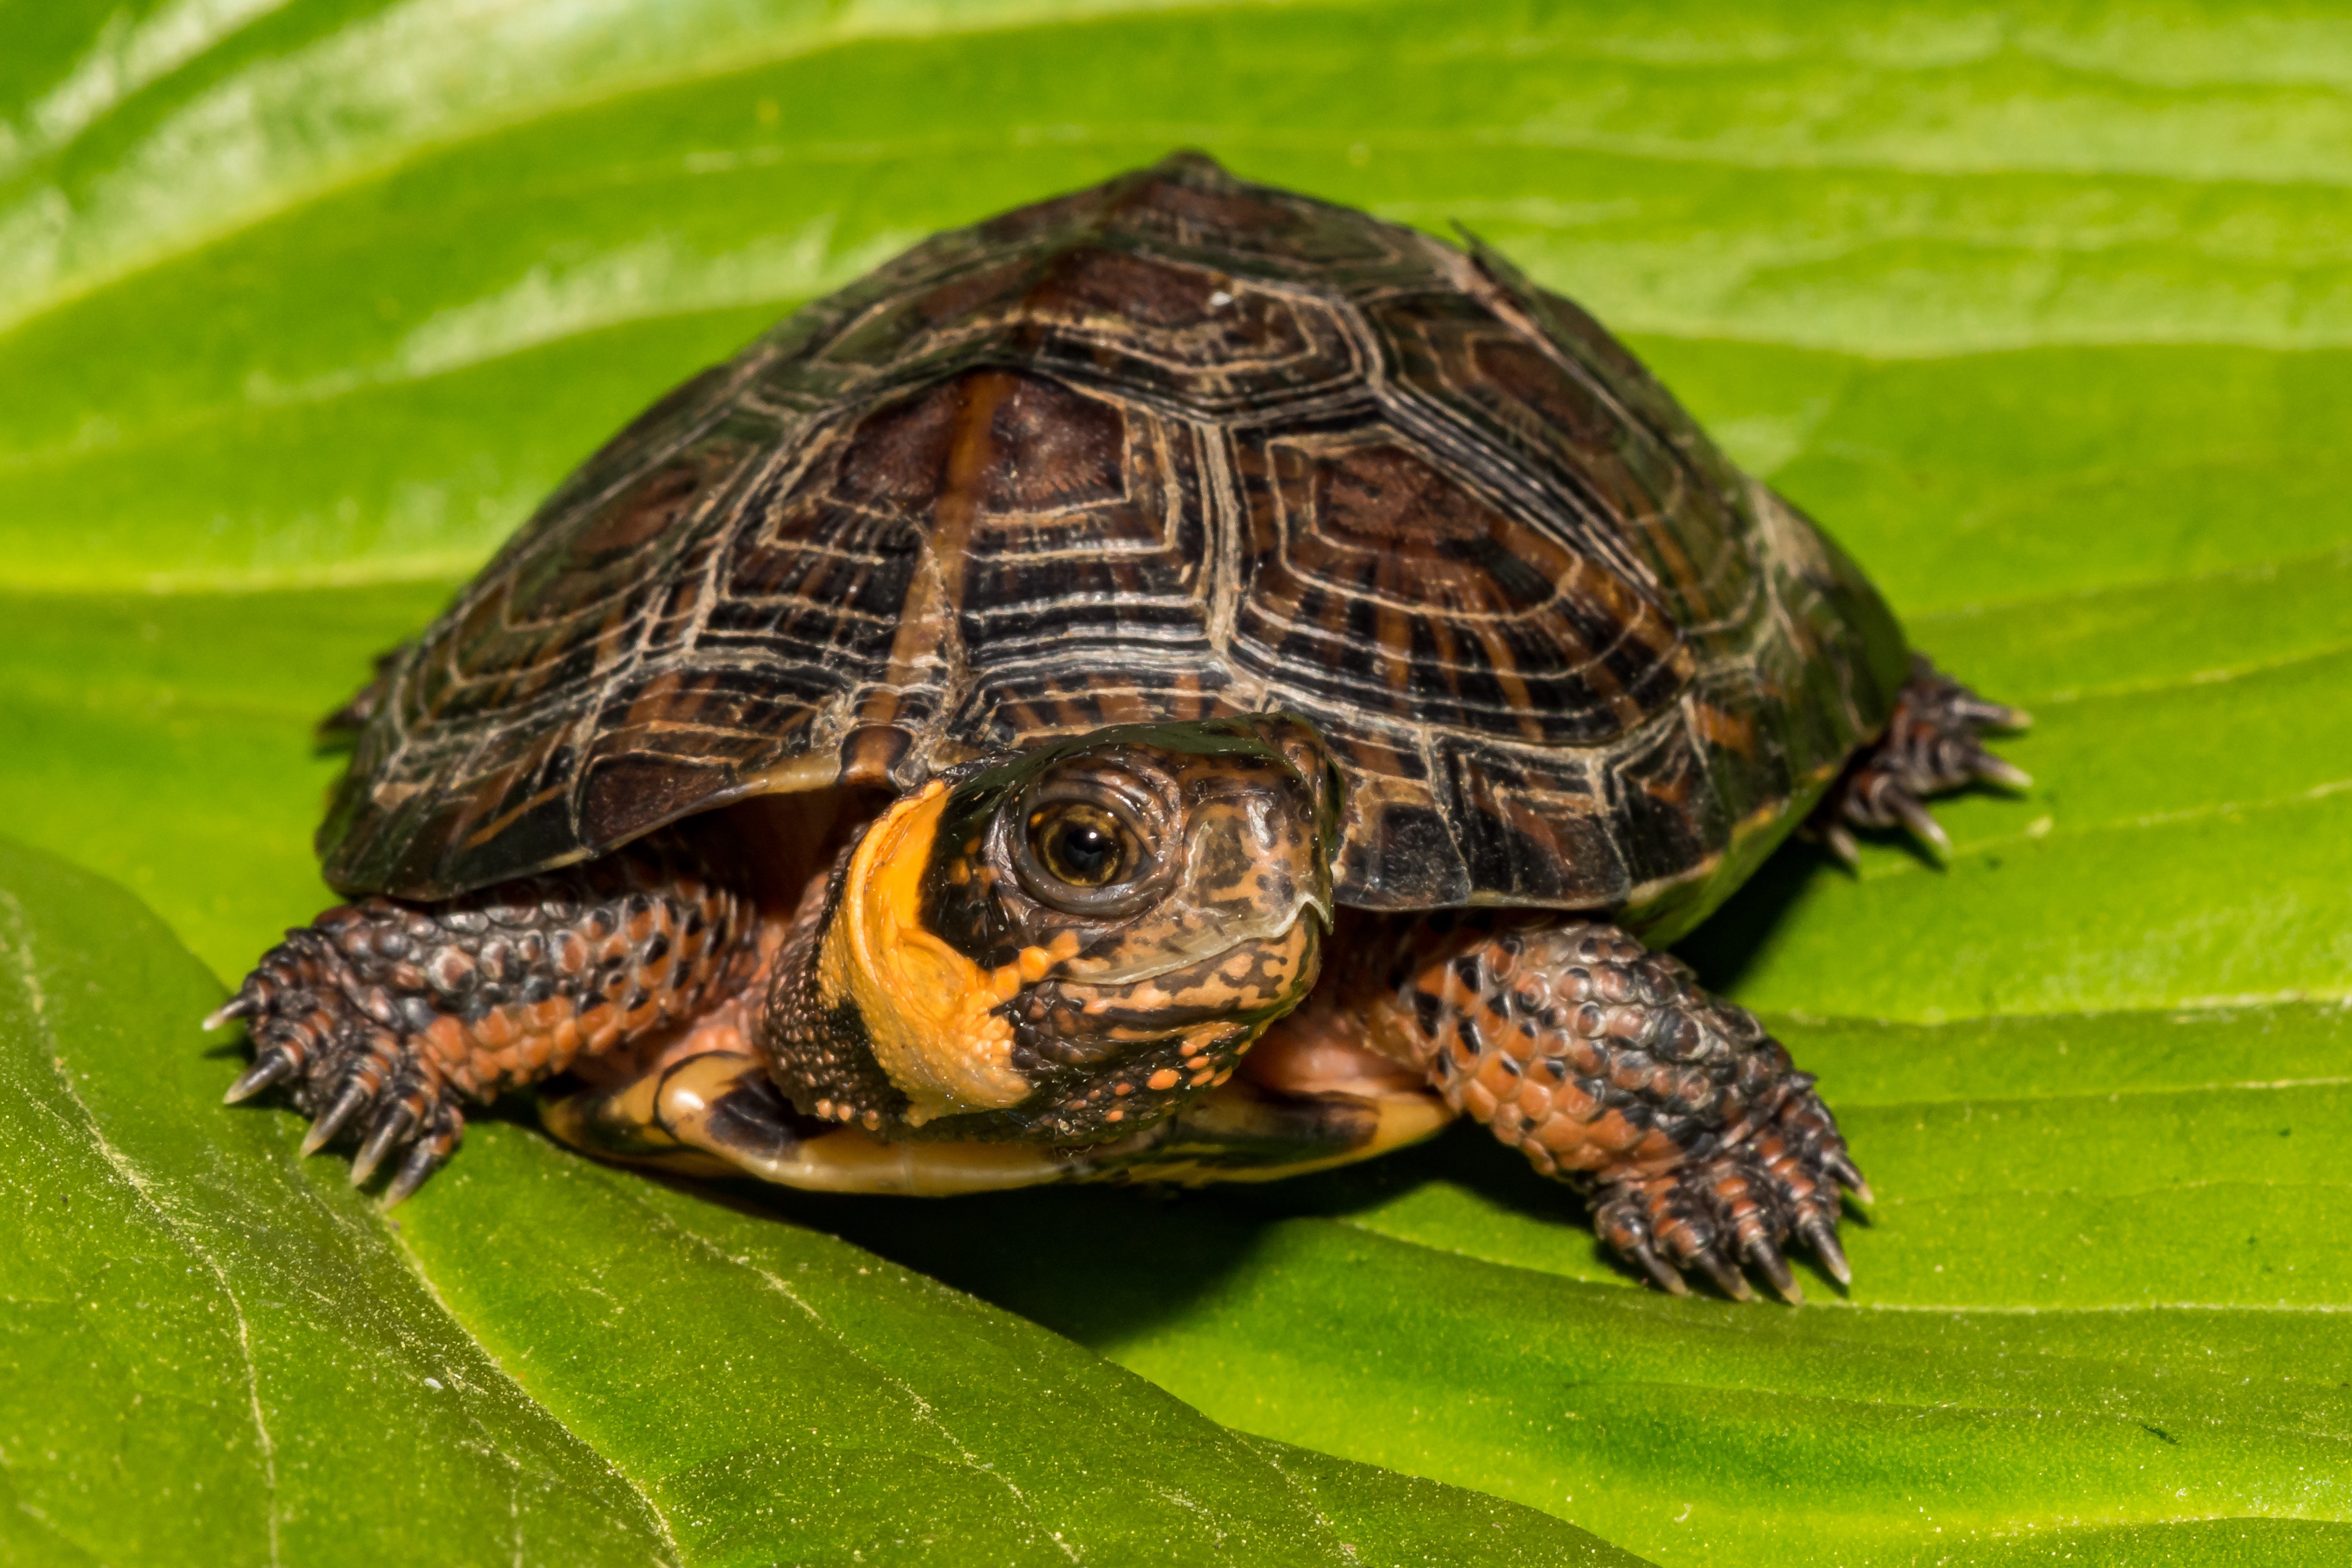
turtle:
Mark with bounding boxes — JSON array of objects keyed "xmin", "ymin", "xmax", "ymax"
[{"xmin": 211, "ymin": 152, "xmax": 2028, "ymax": 1302}]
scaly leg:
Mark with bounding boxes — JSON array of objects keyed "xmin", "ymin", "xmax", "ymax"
[
  {"xmin": 209, "ymin": 832, "xmax": 764, "ymax": 1201},
  {"xmin": 1362, "ymin": 915, "xmax": 1865, "ymax": 1302},
  {"xmin": 1814, "ymin": 653, "xmax": 2031, "ymax": 863}
]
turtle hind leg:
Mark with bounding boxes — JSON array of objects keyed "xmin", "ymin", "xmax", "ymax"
[
  {"xmin": 211, "ymin": 831, "xmax": 762, "ymax": 1201},
  {"xmin": 1361, "ymin": 916, "xmax": 1865, "ymax": 1302},
  {"xmin": 1814, "ymin": 653, "xmax": 2031, "ymax": 864}
]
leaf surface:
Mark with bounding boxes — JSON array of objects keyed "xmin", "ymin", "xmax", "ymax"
[
  {"xmin": 0, "ymin": 836, "xmax": 1633, "ymax": 1566},
  {"xmin": 4, "ymin": 1, "xmax": 2351, "ymax": 1563}
]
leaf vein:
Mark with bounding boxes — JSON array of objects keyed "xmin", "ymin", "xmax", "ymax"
[
  {"xmin": 624, "ymin": 1192, "xmax": 1080, "ymax": 1561},
  {"xmin": 0, "ymin": 888, "xmax": 281, "ymax": 1568},
  {"xmin": 379, "ymin": 1224, "xmax": 687, "ymax": 1568}
]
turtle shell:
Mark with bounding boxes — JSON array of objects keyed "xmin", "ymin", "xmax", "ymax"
[{"xmin": 321, "ymin": 153, "xmax": 1908, "ymax": 941}]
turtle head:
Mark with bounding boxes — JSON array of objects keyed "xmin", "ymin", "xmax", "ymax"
[{"xmin": 767, "ymin": 716, "xmax": 1343, "ymax": 1143}]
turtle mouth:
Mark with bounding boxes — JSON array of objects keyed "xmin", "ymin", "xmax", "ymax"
[
  {"xmin": 1054, "ymin": 874, "xmax": 1330, "ymax": 988},
  {"xmin": 974, "ymin": 909, "xmax": 1328, "ymax": 1147}
]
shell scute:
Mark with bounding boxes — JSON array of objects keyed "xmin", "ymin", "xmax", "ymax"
[
  {"xmin": 1364, "ymin": 276, "xmax": 1758, "ymax": 647},
  {"xmin": 1227, "ymin": 426, "xmax": 1690, "ymax": 747},
  {"xmin": 323, "ymin": 152, "xmax": 1907, "ymax": 938},
  {"xmin": 825, "ymin": 242, "xmax": 1364, "ymax": 416}
]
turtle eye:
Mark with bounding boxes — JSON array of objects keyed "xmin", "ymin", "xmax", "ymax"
[
  {"xmin": 1005, "ymin": 757, "xmax": 1172, "ymax": 920},
  {"xmin": 1028, "ymin": 804, "xmax": 1132, "ymax": 888}
]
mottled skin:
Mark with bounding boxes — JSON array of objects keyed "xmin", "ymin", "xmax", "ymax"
[
  {"xmin": 215, "ymin": 833, "xmax": 760, "ymax": 1199},
  {"xmin": 216, "ymin": 154, "xmax": 2029, "ymax": 1299},
  {"xmin": 1352, "ymin": 915, "xmax": 1865, "ymax": 1300}
]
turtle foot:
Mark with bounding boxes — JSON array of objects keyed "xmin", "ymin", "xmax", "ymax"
[
  {"xmin": 1815, "ymin": 653, "xmax": 2030, "ymax": 864},
  {"xmin": 1590, "ymin": 1076, "xmax": 1866, "ymax": 1304},
  {"xmin": 1367, "ymin": 915, "xmax": 1866, "ymax": 1301},
  {"xmin": 209, "ymin": 832, "xmax": 764, "ymax": 1200},
  {"xmin": 211, "ymin": 913, "xmax": 466, "ymax": 1203}
]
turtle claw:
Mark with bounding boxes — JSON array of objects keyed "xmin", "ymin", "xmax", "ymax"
[
  {"xmin": 350, "ymin": 1100, "xmax": 418, "ymax": 1187},
  {"xmin": 1798, "ymin": 1216, "xmax": 1851, "ymax": 1287},
  {"xmin": 1826, "ymin": 1151, "xmax": 1873, "ymax": 1205},
  {"xmin": 1592, "ymin": 1072, "xmax": 1862, "ymax": 1304},
  {"xmin": 1691, "ymin": 1247, "xmax": 1754, "ymax": 1303},
  {"xmin": 301, "ymin": 1082, "xmax": 371, "ymax": 1156},
  {"xmin": 1627, "ymin": 1241, "xmax": 1690, "ymax": 1296},
  {"xmin": 384, "ymin": 1134, "xmax": 454, "ymax": 1207},
  {"xmin": 215, "ymin": 920, "xmax": 468, "ymax": 1200},
  {"xmin": 223, "ymin": 1047, "xmax": 298, "ymax": 1104},
  {"xmin": 1890, "ymin": 789, "xmax": 1950, "ymax": 860},
  {"xmin": 1958, "ymin": 695, "xmax": 2031, "ymax": 732},
  {"xmin": 1812, "ymin": 655, "xmax": 2030, "ymax": 862},
  {"xmin": 1747, "ymin": 1240, "xmax": 1803, "ymax": 1305},
  {"xmin": 1971, "ymin": 753, "xmax": 2033, "ymax": 791}
]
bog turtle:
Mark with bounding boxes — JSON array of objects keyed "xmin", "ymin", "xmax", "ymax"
[{"xmin": 213, "ymin": 153, "xmax": 2026, "ymax": 1301}]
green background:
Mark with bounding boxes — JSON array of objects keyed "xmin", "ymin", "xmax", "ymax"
[{"xmin": 4, "ymin": 1, "xmax": 2350, "ymax": 1563}]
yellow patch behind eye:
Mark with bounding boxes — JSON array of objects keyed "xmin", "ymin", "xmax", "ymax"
[{"xmin": 817, "ymin": 783, "xmax": 1071, "ymax": 1125}]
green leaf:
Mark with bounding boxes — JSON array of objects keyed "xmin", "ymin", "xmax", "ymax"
[
  {"xmin": 0, "ymin": 836, "xmax": 1635, "ymax": 1566},
  {"xmin": 5, "ymin": 0, "xmax": 2352, "ymax": 1564}
]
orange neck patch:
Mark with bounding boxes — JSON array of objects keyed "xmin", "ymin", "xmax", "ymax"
[{"xmin": 816, "ymin": 783, "xmax": 1071, "ymax": 1126}]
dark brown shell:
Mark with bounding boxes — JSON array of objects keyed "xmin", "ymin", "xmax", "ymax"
[{"xmin": 321, "ymin": 153, "xmax": 1907, "ymax": 940}]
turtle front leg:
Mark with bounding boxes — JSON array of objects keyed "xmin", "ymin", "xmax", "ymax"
[
  {"xmin": 1813, "ymin": 653, "xmax": 2031, "ymax": 863},
  {"xmin": 1362, "ymin": 916, "xmax": 1865, "ymax": 1301},
  {"xmin": 210, "ymin": 832, "xmax": 764, "ymax": 1201}
]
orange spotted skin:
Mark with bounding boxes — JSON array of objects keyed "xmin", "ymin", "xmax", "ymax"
[
  {"xmin": 998, "ymin": 917, "xmax": 1319, "ymax": 1141},
  {"xmin": 760, "ymin": 718, "xmax": 1333, "ymax": 1145},
  {"xmin": 411, "ymin": 844, "xmax": 753, "ymax": 1098},
  {"xmin": 1353, "ymin": 911, "xmax": 1864, "ymax": 1300},
  {"xmin": 213, "ymin": 832, "xmax": 763, "ymax": 1197}
]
